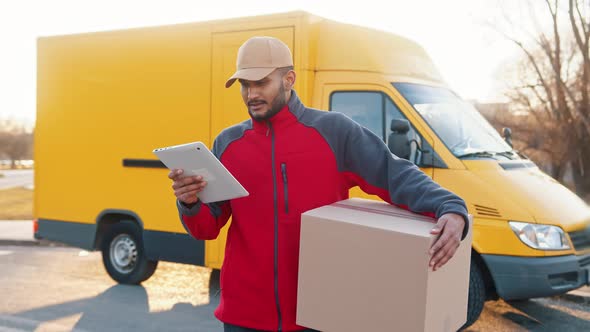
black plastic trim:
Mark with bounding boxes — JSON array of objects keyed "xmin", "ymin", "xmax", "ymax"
[
  {"xmin": 35, "ymin": 218, "xmax": 205, "ymax": 266},
  {"xmin": 482, "ymin": 254, "xmax": 589, "ymax": 300},
  {"xmin": 36, "ymin": 219, "xmax": 97, "ymax": 250},
  {"xmin": 122, "ymin": 159, "xmax": 166, "ymax": 169},
  {"xmin": 143, "ymin": 230, "xmax": 205, "ymax": 265},
  {"xmin": 499, "ymin": 161, "xmax": 537, "ymax": 170}
]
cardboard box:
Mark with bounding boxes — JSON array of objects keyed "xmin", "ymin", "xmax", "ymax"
[{"xmin": 297, "ymin": 198, "xmax": 473, "ymax": 332}]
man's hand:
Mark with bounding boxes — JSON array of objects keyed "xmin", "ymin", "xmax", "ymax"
[
  {"xmin": 429, "ymin": 213, "xmax": 465, "ymax": 271},
  {"xmin": 168, "ymin": 169, "xmax": 208, "ymax": 205}
]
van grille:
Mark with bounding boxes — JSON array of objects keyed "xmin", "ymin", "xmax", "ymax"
[
  {"xmin": 569, "ymin": 228, "xmax": 590, "ymax": 252},
  {"xmin": 473, "ymin": 204, "xmax": 501, "ymax": 218}
]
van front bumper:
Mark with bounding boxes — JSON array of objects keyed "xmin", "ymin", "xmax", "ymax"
[{"xmin": 481, "ymin": 253, "xmax": 590, "ymax": 300}]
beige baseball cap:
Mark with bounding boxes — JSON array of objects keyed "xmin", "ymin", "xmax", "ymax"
[{"xmin": 225, "ymin": 36, "xmax": 293, "ymax": 88}]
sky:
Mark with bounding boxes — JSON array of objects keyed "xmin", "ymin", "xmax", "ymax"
[{"xmin": 0, "ymin": 0, "xmax": 547, "ymax": 128}]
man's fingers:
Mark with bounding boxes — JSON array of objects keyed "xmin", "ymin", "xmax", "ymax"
[
  {"xmin": 428, "ymin": 215, "xmax": 465, "ymax": 271},
  {"xmin": 435, "ymin": 252, "xmax": 454, "ymax": 270},
  {"xmin": 434, "ymin": 242, "xmax": 460, "ymax": 270},
  {"xmin": 172, "ymin": 178, "xmax": 196, "ymax": 191},
  {"xmin": 175, "ymin": 182, "xmax": 207, "ymax": 196},
  {"xmin": 429, "ymin": 228, "xmax": 451, "ymax": 255},
  {"xmin": 430, "ymin": 237, "xmax": 460, "ymax": 270},
  {"xmin": 179, "ymin": 192, "xmax": 199, "ymax": 204},
  {"xmin": 430, "ymin": 244, "xmax": 446, "ymax": 267},
  {"xmin": 172, "ymin": 176, "xmax": 203, "ymax": 190},
  {"xmin": 168, "ymin": 169, "xmax": 183, "ymax": 180},
  {"xmin": 430, "ymin": 217, "xmax": 448, "ymax": 235},
  {"xmin": 175, "ymin": 185, "xmax": 199, "ymax": 197},
  {"xmin": 430, "ymin": 241, "xmax": 451, "ymax": 265}
]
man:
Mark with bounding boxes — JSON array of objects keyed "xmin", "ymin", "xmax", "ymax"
[{"xmin": 169, "ymin": 36, "xmax": 469, "ymax": 332}]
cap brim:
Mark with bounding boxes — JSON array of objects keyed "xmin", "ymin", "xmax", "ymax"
[{"xmin": 225, "ymin": 67, "xmax": 276, "ymax": 88}]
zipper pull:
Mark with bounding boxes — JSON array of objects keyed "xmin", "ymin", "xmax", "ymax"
[
  {"xmin": 281, "ymin": 163, "xmax": 288, "ymax": 184},
  {"xmin": 266, "ymin": 121, "xmax": 271, "ymax": 136}
]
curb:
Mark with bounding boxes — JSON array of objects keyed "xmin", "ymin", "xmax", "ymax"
[
  {"xmin": 0, "ymin": 239, "xmax": 39, "ymax": 246},
  {"xmin": 0, "ymin": 239, "xmax": 68, "ymax": 247}
]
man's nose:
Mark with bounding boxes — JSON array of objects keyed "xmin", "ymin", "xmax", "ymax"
[{"xmin": 247, "ymin": 86, "xmax": 260, "ymax": 100}]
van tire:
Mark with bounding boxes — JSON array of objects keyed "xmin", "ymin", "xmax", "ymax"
[
  {"xmin": 461, "ymin": 258, "xmax": 486, "ymax": 330},
  {"xmin": 101, "ymin": 221, "xmax": 158, "ymax": 284}
]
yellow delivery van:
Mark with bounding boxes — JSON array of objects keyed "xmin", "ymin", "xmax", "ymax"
[{"xmin": 35, "ymin": 11, "xmax": 590, "ymax": 327}]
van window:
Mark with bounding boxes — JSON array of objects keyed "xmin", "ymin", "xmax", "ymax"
[
  {"xmin": 330, "ymin": 91, "xmax": 423, "ymax": 164},
  {"xmin": 330, "ymin": 92, "xmax": 384, "ymax": 139}
]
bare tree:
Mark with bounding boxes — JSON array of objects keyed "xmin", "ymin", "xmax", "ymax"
[
  {"xmin": 493, "ymin": 0, "xmax": 590, "ymax": 197},
  {"xmin": 0, "ymin": 119, "xmax": 34, "ymax": 169}
]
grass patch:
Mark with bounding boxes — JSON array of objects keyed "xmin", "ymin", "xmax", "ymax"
[{"xmin": 0, "ymin": 187, "xmax": 33, "ymax": 220}]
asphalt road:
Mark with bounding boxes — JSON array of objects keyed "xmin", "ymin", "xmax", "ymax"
[
  {"xmin": 0, "ymin": 245, "xmax": 588, "ymax": 332},
  {"xmin": 0, "ymin": 246, "xmax": 221, "ymax": 332},
  {"xmin": 0, "ymin": 170, "xmax": 33, "ymax": 190}
]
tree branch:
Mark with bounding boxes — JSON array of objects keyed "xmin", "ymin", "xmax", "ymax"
[
  {"xmin": 528, "ymin": 84, "xmax": 555, "ymax": 116},
  {"xmin": 569, "ymin": 0, "xmax": 590, "ymax": 119},
  {"xmin": 569, "ymin": 0, "xmax": 588, "ymax": 57},
  {"xmin": 574, "ymin": 0, "xmax": 588, "ymax": 37},
  {"xmin": 509, "ymin": 36, "xmax": 559, "ymax": 117}
]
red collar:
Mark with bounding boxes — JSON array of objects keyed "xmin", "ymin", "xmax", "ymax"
[{"xmin": 251, "ymin": 104, "xmax": 295, "ymax": 134}]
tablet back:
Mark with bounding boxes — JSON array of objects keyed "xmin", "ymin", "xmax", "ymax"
[{"xmin": 153, "ymin": 141, "xmax": 249, "ymax": 203}]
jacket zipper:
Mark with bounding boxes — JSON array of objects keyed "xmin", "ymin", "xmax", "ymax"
[
  {"xmin": 269, "ymin": 122, "xmax": 283, "ymax": 331},
  {"xmin": 281, "ymin": 163, "xmax": 289, "ymax": 214}
]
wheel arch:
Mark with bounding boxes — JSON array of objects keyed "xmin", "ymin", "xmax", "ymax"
[{"xmin": 94, "ymin": 209, "xmax": 144, "ymax": 250}]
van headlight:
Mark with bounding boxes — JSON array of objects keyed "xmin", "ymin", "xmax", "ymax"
[{"xmin": 509, "ymin": 221, "xmax": 570, "ymax": 250}]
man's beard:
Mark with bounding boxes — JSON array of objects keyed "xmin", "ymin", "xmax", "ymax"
[{"xmin": 249, "ymin": 85, "xmax": 287, "ymax": 122}]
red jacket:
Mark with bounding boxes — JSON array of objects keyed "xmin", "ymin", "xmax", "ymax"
[{"xmin": 177, "ymin": 90, "xmax": 468, "ymax": 331}]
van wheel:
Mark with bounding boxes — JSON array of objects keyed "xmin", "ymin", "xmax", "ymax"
[
  {"xmin": 461, "ymin": 258, "xmax": 486, "ymax": 330},
  {"xmin": 101, "ymin": 221, "xmax": 158, "ymax": 284}
]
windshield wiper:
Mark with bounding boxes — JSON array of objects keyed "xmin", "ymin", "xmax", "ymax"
[
  {"xmin": 456, "ymin": 150, "xmax": 517, "ymax": 160},
  {"xmin": 456, "ymin": 151, "xmax": 495, "ymax": 159}
]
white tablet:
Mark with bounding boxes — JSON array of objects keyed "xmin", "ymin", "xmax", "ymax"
[{"xmin": 153, "ymin": 141, "xmax": 249, "ymax": 203}]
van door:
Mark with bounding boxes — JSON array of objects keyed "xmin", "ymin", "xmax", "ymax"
[
  {"xmin": 207, "ymin": 28, "xmax": 294, "ymax": 268},
  {"xmin": 321, "ymin": 83, "xmax": 435, "ymax": 199}
]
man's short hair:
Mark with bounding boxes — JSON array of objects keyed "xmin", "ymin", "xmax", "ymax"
[{"xmin": 277, "ymin": 66, "xmax": 294, "ymax": 76}]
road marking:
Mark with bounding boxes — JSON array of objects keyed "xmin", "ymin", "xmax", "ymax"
[{"xmin": 0, "ymin": 251, "xmax": 13, "ymax": 256}]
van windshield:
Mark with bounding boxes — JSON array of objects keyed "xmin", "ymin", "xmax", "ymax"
[{"xmin": 393, "ymin": 82, "xmax": 514, "ymax": 159}]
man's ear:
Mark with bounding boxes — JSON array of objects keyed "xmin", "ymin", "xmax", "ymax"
[{"xmin": 284, "ymin": 70, "xmax": 296, "ymax": 90}]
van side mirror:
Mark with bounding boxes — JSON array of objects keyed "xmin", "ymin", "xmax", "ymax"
[
  {"xmin": 388, "ymin": 119, "xmax": 411, "ymax": 159},
  {"xmin": 502, "ymin": 127, "xmax": 513, "ymax": 148}
]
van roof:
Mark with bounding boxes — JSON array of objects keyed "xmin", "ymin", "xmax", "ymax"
[
  {"xmin": 38, "ymin": 10, "xmax": 446, "ymax": 86},
  {"xmin": 256, "ymin": 11, "xmax": 445, "ymax": 85},
  {"xmin": 312, "ymin": 17, "xmax": 445, "ymax": 85}
]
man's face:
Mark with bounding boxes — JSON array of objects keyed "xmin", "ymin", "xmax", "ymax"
[{"xmin": 239, "ymin": 69, "xmax": 291, "ymax": 122}]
